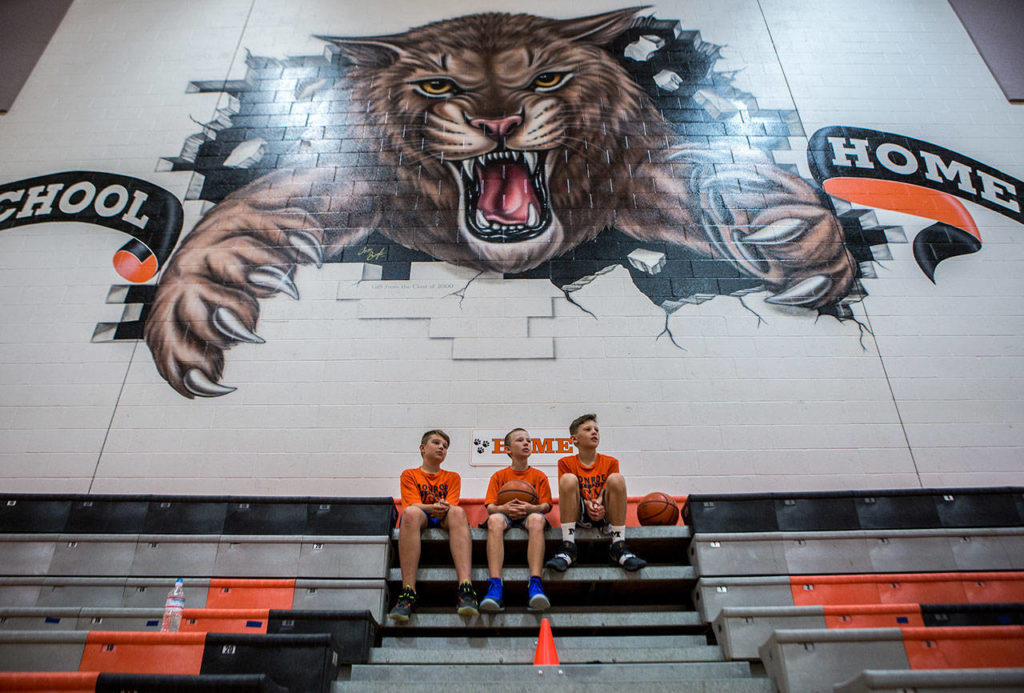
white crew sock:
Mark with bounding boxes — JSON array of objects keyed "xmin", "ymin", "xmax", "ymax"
[
  {"xmin": 609, "ymin": 524, "xmax": 625, "ymax": 544},
  {"xmin": 561, "ymin": 522, "xmax": 576, "ymax": 543}
]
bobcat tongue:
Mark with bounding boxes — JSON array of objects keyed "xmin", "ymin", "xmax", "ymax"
[{"xmin": 476, "ymin": 161, "xmax": 538, "ymax": 224}]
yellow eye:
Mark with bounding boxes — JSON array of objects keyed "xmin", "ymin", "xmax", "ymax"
[
  {"xmin": 414, "ymin": 79, "xmax": 457, "ymax": 97},
  {"xmin": 532, "ymin": 72, "xmax": 570, "ymax": 91}
]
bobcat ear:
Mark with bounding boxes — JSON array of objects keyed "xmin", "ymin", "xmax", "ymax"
[
  {"xmin": 554, "ymin": 6, "xmax": 651, "ymax": 45},
  {"xmin": 316, "ymin": 35, "xmax": 409, "ymax": 67}
]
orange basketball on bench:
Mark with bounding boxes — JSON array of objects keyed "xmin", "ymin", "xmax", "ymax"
[
  {"xmin": 496, "ymin": 480, "xmax": 538, "ymax": 505},
  {"xmin": 637, "ymin": 492, "xmax": 679, "ymax": 526}
]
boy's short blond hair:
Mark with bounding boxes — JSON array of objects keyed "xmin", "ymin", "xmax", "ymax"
[
  {"xmin": 569, "ymin": 413, "xmax": 597, "ymax": 436},
  {"xmin": 420, "ymin": 429, "xmax": 450, "ymax": 446},
  {"xmin": 503, "ymin": 427, "xmax": 528, "ymax": 448}
]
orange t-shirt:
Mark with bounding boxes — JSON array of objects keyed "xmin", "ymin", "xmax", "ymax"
[
  {"xmin": 399, "ymin": 467, "xmax": 461, "ymax": 510},
  {"xmin": 484, "ymin": 466, "xmax": 553, "ymax": 507},
  {"xmin": 557, "ymin": 453, "xmax": 619, "ymax": 502}
]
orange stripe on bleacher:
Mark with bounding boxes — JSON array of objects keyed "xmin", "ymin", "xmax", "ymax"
[
  {"xmin": 822, "ymin": 603, "xmax": 925, "ymax": 629},
  {"xmin": 179, "ymin": 608, "xmax": 270, "ymax": 634},
  {"xmin": 206, "ymin": 579, "xmax": 295, "ymax": 609},
  {"xmin": 790, "ymin": 572, "xmax": 1024, "ymax": 607},
  {"xmin": 79, "ymin": 632, "xmax": 205, "ymax": 675},
  {"xmin": 0, "ymin": 672, "xmax": 98, "ymax": 692},
  {"xmin": 901, "ymin": 625, "xmax": 1024, "ymax": 670}
]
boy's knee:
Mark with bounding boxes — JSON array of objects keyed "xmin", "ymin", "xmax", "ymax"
[
  {"xmin": 401, "ymin": 505, "xmax": 426, "ymax": 527},
  {"xmin": 559, "ymin": 474, "xmax": 579, "ymax": 493},
  {"xmin": 525, "ymin": 513, "xmax": 546, "ymax": 531},
  {"xmin": 486, "ymin": 513, "xmax": 507, "ymax": 531},
  {"xmin": 447, "ymin": 505, "xmax": 467, "ymax": 522},
  {"xmin": 606, "ymin": 473, "xmax": 626, "ymax": 491}
]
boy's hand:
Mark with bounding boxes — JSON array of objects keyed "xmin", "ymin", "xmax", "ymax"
[
  {"xmin": 430, "ymin": 500, "xmax": 450, "ymax": 519},
  {"xmin": 585, "ymin": 498, "xmax": 605, "ymax": 522},
  {"xmin": 505, "ymin": 499, "xmax": 528, "ymax": 520}
]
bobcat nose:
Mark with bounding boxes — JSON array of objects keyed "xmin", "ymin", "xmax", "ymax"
[{"xmin": 469, "ymin": 115, "xmax": 522, "ymax": 139}]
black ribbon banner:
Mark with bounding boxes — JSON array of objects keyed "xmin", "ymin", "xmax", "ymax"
[
  {"xmin": 0, "ymin": 171, "xmax": 183, "ymax": 283},
  {"xmin": 808, "ymin": 127, "xmax": 1022, "ymax": 281}
]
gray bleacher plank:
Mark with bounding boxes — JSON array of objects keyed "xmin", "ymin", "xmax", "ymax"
[
  {"xmin": 296, "ymin": 537, "xmax": 391, "ymax": 579},
  {"xmin": 758, "ymin": 628, "xmax": 910, "ymax": 693},
  {"xmin": 690, "ymin": 529, "xmax": 1024, "ymax": 576},
  {"xmin": 391, "ymin": 526, "xmax": 692, "ymax": 542},
  {"xmin": 368, "ymin": 645, "xmax": 724, "ymax": 664},
  {"xmin": 0, "ymin": 535, "xmax": 59, "ymax": 576},
  {"xmin": 48, "ymin": 535, "xmax": 140, "ymax": 576},
  {"xmin": 129, "ymin": 536, "xmax": 219, "ymax": 577},
  {"xmin": 332, "ymin": 679, "xmax": 773, "ymax": 693},
  {"xmin": 349, "ymin": 661, "xmax": 755, "ymax": 682},
  {"xmin": 122, "ymin": 578, "xmax": 210, "ymax": 608},
  {"xmin": 383, "ymin": 608, "xmax": 702, "ymax": 629},
  {"xmin": 712, "ymin": 606, "xmax": 828, "ymax": 659},
  {"xmin": 834, "ymin": 668, "xmax": 1024, "ymax": 693},
  {"xmin": 0, "ymin": 631, "xmax": 88, "ymax": 672},
  {"xmin": 386, "ymin": 565, "xmax": 693, "ymax": 583},
  {"xmin": 692, "ymin": 577, "xmax": 795, "ymax": 623}
]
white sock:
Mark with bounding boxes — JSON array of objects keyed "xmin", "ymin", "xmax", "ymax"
[
  {"xmin": 562, "ymin": 523, "xmax": 576, "ymax": 543},
  {"xmin": 609, "ymin": 525, "xmax": 625, "ymax": 544}
]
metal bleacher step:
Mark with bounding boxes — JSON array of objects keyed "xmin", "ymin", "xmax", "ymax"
[
  {"xmin": 368, "ymin": 644, "xmax": 724, "ymax": 664},
  {"xmin": 345, "ymin": 661, "xmax": 759, "ymax": 683},
  {"xmin": 379, "ymin": 606, "xmax": 703, "ymax": 630},
  {"xmin": 387, "ymin": 565, "xmax": 694, "ymax": 583},
  {"xmin": 381, "ymin": 633, "xmax": 709, "ymax": 648},
  {"xmin": 332, "ymin": 678, "xmax": 773, "ymax": 693}
]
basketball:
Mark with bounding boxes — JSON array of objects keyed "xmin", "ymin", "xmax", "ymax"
[
  {"xmin": 637, "ymin": 492, "xmax": 680, "ymax": 526},
  {"xmin": 496, "ymin": 480, "xmax": 539, "ymax": 505}
]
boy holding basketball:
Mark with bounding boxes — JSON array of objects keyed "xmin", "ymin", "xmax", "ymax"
[
  {"xmin": 480, "ymin": 428, "xmax": 553, "ymax": 612},
  {"xmin": 546, "ymin": 414, "xmax": 647, "ymax": 572},
  {"xmin": 389, "ymin": 429, "xmax": 479, "ymax": 622}
]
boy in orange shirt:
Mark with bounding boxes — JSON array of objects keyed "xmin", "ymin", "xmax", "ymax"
[
  {"xmin": 389, "ymin": 429, "xmax": 478, "ymax": 622},
  {"xmin": 545, "ymin": 413, "xmax": 647, "ymax": 572},
  {"xmin": 480, "ymin": 428, "xmax": 553, "ymax": 612}
]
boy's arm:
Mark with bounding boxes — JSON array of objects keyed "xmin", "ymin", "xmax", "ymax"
[{"xmin": 445, "ymin": 473, "xmax": 461, "ymax": 506}]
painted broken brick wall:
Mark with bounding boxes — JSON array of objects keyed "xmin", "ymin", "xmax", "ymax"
[{"xmin": 0, "ymin": 0, "xmax": 1021, "ymax": 497}]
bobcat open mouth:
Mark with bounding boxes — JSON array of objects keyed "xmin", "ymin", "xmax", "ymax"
[{"xmin": 455, "ymin": 150, "xmax": 550, "ymax": 242}]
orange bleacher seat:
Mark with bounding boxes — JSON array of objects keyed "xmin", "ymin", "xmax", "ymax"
[
  {"xmin": 902, "ymin": 625, "xmax": 1024, "ymax": 669},
  {"xmin": 791, "ymin": 572, "xmax": 1024, "ymax": 607},
  {"xmin": 179, "ymin": 608, "xmax": 270, "ymax": 635},
  {"xmin": 0, "ymin": 672, "xmax": 98, "ymax": 692},
  {"xmin": 205, "ymin": 580, "xmax": 295, "ymax": 610},
  {"xmin": 78, "ymin": 632, "xmax": 206, "ymax": 675}
]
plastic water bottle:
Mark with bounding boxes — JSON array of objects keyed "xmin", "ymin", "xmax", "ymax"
[{"xmin": 160, "ymin": 578, "xmax": 185, "ymax": 632}]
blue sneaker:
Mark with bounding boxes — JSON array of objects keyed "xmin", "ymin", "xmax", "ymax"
[
  {"xmin": 479, "ymin": 577, "xmax": 504, "ymax": 612},
  {"xmin": 527, "ymin": 576, "xmax": 550, "ymax": 611}
]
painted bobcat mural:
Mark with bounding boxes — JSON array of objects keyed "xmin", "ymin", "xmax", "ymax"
[{"xmin": 146, "ymin": 7, "xmax": 857, "ymax": 397}]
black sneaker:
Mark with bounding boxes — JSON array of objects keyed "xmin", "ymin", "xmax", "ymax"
[
  {"xmin": 609, "ymin": 541, "xmax": 646, "ymax": 571},
  {"xmin": 388, "ymin": 585, "xmax": 416, "ymax": 622},
  {"xmin": 544, "ymin": 541, "xmax": 578, "ymax": 572},
  {"xmin": 456, "ymin": 581, "xmax": 479, "ymax": 616}
]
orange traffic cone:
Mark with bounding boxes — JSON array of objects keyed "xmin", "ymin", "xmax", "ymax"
[{"xmin": 533, "ymin": 617, "xmax": 560, "ymax": 665}]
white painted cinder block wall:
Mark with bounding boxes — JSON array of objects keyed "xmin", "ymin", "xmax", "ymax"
[{"xmin": 0, "ymin": 0, "xmax": 1021, "ymax": 497}]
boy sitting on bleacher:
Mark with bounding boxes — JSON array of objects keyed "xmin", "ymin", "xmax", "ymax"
[
  {"xmin": 545, "ymin": 413, "xmax": 647, "ymax": 572},
  {"xmin": 389, "ymin": 429, "xmax": 479, "ymax": 622},
  {"xmin": 479, "ymin": 428, "xmax": 553, "ymax": 612}
]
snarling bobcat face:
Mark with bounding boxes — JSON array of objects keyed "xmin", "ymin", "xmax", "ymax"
[{"xmin": 327, "ymin": 9, "xmax": 662, "ymax": 273}]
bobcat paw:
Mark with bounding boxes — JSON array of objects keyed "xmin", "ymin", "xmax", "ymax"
[
  {"xmin": 695, "ymin": 167, "xmax": 856, "ymax": 308},
  {"xmin": 144, "ymin": 203, "xmax": 324, "ymax": 398}
]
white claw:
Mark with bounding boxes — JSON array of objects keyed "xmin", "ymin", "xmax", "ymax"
[
  {"xmin": 526, "ymin": 203, "xmax": 539, "ymax": 227},
  {"xmin": 765, "ymin": 275, "xmax": 833, "ymax": 306},
  {"xmin": 475, "ymin": 208, "xmax": 489, "ymax": 229},
  {"xmin": 183, "ymin": 368, "xmax": 236, "ymax": 398},
  {"xmin": 743, "ymin": 218, "xmax": 808, "ymax": 245},
  {"xmin": 524, "ymin": 151, "xmax": 537, "ymax": 173},
  {"xmin": 248, "ymin": 265, "xmax": 299, "ymax": 300},
  {"xmin": 287, "ymin": 230, "xmax": 323, "ymax": 267},
  {"xmin": 212, "ymin": 306, "xmax": 264, "ymax": 344}
]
